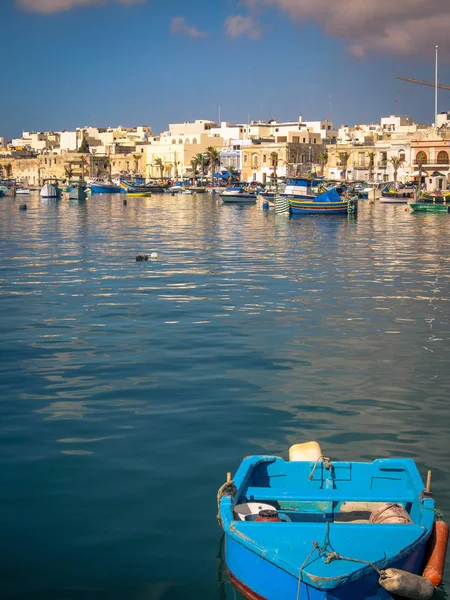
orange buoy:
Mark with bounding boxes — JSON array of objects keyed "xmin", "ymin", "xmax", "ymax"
[{"xmin": 423, "ymin": 520, "xmax": 449, "ymax": 587}]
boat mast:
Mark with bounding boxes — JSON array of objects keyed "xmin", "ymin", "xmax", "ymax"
[{"xmin": 435, "ymin": 45, "xmax": 439, "ymax": 126}]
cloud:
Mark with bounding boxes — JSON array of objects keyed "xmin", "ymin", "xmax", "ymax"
[
  {"xmin": 241, "ymin": 0, "xmax": 450, "ymax": 58},
  {"xmin": 170, "ymin": 16, "xmax": 208, "ymax": 39},
  {"xmin": 224, "ymin": 15, "xmax": 262, "ymax": 40},
  {"xmin": 16, "ymin": 0, "xmax": 145, "ymax": 14}
]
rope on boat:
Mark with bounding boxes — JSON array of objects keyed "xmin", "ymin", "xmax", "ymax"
[
  {"xmin": 308, "ymin": 456, "xmax": 334, "ymax": 480},
  {"xmin": 295, "ymin": 522, "xmax": 382, "ymax": 599},
  {"xmin": 216, "ymin": 479, "xmax": 236, "ymax": 528}
]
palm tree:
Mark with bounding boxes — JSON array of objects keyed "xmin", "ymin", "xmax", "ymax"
[
  {"xmin": 64, "ymin": 164, "xmax": 74, "ymax": 181},
  {"xmin": 4, "ymin": 163, "xmax": 12, "ymax": 178},
  {"xmin": 132, "ymin": 154, "xmax": 141, "ymax": 175},
  {"xmin": 80, "ymin": 156, "xmax": 87, "ymax": 180},
  {"xmin": 270, "ymin": 152, "xmax": 279, "ymax": 186},
  {"xmin": 367, "ymin": 151, "xmax": 376, "ymax": 181},
  {"xmin": 154, "ymin": 157, "xmax": 164, "ymax": 179},
  {"xmin": 206, "ymin": 146, "xmax": 221, "ymax": 188},
  {"xmin": 318, "ymin": 152, "xmax": 328, "ymax": 177},
  {"xmin": 390, "ymin": 156, "xmax": 404, "ymax": 189},
  {"xmin": 227, "ymin": 165, "xmax": 237, "ymax": 186},
  {"xmin": 338, "ymin": 151, "xmax": 350, "ymax": 180},
  {"xmin": 190, "ymin": 158, "xmax": 199, "ymax": 184}
]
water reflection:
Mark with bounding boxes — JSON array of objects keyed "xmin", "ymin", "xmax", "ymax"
[{"xmin": 0, "ymin": 195, "xmax": 449, "ymax": 599}]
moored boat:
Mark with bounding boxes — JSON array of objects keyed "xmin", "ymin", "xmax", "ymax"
[
  {"xmin": 16, "ymin": 188, "xmax": 30, "ymax": 195},
  {"xmin": 40, "ymin": 179, "xmax": 61, "ymax": 198},
  {"xmin": 410, "ymin": 203, "xmax": 450, "ymax": 213},
  {"xmin": 89, "ymin": 179, "xmax": 121, "ymax": 194},
  {"xmin": 125, "ymin": 191, "xmax": 152, "ymax": 197},
  {"xmin": 218, "ymin": 441, "xmax": 447, "ymax": 600},
  {"xmin": 220, "ymin": 187, "xmax": 257, "ymax": 203},
  {"xmin": 68, "ymin": 180, "xmax": 87, "ymax": 200},
  {"xmin": 290, "ymin": 188, "xmax": 354, "ymax": 215},
  {"xmin": 379, "ymin": 186, "xmax": 411, "ymax": 203}
]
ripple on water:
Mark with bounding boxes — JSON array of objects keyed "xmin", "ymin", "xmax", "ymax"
[{"xmin": 0, "ymin": 196, "xmax": 449, "ymax": 598}]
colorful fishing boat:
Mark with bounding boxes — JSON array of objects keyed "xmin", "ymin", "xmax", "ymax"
[
  {"xmin": 379, "ymin": 186, "xmax": 411, "ymax": 203},
  {"xmin": 410, "ymin": 203, "xmax": 450, "ymax": 213},
  {"xmin": 89, "ymin": 179, "xmax": 121, "ymax": 194},
  {"xmin": 125, "ymin": 191, "xmax": 152, "ymax": 198},
  {"xmin": 220, "ymin": 187, "xmax": 257, "ymax": 203},
  {"xmin": 120, "ymin": 179, "xmax": 168, "ymax": 194},
  {"xmin": 218, "ymin": 442, "xmax": 448, "ymax": 600},
  {"xmin": 290, "ymin": 188, "xmax": 354, "ymax": 215}
]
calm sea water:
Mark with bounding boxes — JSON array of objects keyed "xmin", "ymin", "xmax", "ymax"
[{"xmin": 0, "ymin": 192, "xmax": 449, "ymax": 600}]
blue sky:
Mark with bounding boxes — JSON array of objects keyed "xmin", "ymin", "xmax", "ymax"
[{"xmin": 1, "ymin": 0, "xmax": 450, "ymax": 139}]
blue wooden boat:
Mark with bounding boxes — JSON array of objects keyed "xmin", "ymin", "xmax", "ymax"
[
  {"xmin": 290, "ymin": 188, "xmax": 353, "ymax": 215},
  {"xmin": 218, "ymin": 443, "xmax": 437, "ymax": 600},
  {"xmin": 90, "ymin": 181, "xmax": 121, "ymax": 194}
]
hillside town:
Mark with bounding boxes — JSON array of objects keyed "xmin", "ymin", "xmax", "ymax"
[{"xmin": 2, "ymin": 111, "xmax": 450, "ymax": 192}]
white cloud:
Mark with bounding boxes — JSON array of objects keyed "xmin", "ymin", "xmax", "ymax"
[
  {"xmin": 170, "ymin": 16, "xmax": 208, "ymax": 39},
  {"xmin": 16, "ymin": 0, "xmax": 145, "ymax": 14},
  {"xmin": 224, "ymin": 15, "xmax": 262, "ymax": 40},
  {"xmin": 242, "ymin": 0, "xmax": 450, "ymax": 57}
]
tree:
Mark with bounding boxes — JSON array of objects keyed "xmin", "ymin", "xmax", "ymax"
[
  {"xmin": 390, "ymin": 156, "xmax": 404, "ymax": 189},
  {"xmin": 195, "ymin": 153, "xmax": 209, "ymax": 178},
  {"xmin": 78, "ymin": 136, "xmax": 89, "ymax": 153},
  {"xmin": 154, "ymin": 157, "xmax": 164, "ymax": 179},
  {"xmin": 80, "ymin": 156, "xmax": 87, "ymax": 180},
  {"xmin": 64, "ymin": 164, "xmax": 74, "ymax": 181},
  {"xmin": 4, "ymin": 163, "xmax": 12, "ymax": 178},
  {"xmin": 318, "ymin": 152, "xmax": 328, "ymax": 176},
  {"xmin": 132, "ymin": 154, "xmax": 141, "ymax": 174},
  {"xmin": 227, "ymin": 165, "xmax": 237, "ymax": 186},
  {"xmin": 190, "ymin": 158, "xmax": 199, "ymax": 183},
  {"xmin": 367, "ymin": 151, "xmax": 376, "ymax": 181},
  {"xmin": 206, "ymin": 146, "xmax": 220, "ymax": 188},
  {"xmin": 338, "ymin": 151, "xmax": 350, "ymax": 180},
  {"xmin": 270, "ymin": 152, "xmax": 279, "ymax": 186}
]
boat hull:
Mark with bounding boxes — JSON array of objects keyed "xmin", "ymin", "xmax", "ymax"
[
  {"xmin": 225, "ymin": 533, "xmax": 428, "ymax": 600},
  {"xmin": 221, "ymin": 196, "xmax": 257, "ymax": 203},
  {"xmin": 40, "ymin": 184, "xmax": 60, "ymax": 198},
  {"xmin": 69, "ymin": 188, "xmax": 87, "ymax": 200},
  {"xmin": 90, "ymin": 184, "xmax": 121, "ymax": 194},
  {"xmin": 379, "ymin": 195, "xmax": 409, "ymax": 203},
  {"xmin": 410, "ymin": 203, "xmax": 449, "ymax": 213},
  {"xmin": 290, "ymin": 201, "xmax": 349, "ymax": 215}
]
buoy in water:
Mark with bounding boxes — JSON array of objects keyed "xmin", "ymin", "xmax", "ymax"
[
  {"xmin": 379, "ymin": 569, "xmax": 434, "ymax": 600},
  {"xmin": 19, "ymin": 203, "xmax": 27, "ymax": 210},
  {"xmin": 136, "ymin": 254, "xmax": 149, "ymax": 262},
  {"xmin": 151, "ymin": 252, "xmax": 158, "ymax": 260}
]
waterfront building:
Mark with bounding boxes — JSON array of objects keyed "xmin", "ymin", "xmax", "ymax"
[{"xmin": 241, "ymin": 139, "xmax": 326, "ymax": 183}]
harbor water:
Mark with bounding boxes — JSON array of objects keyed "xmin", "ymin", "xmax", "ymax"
[{"xmin": 0, "ymin": 193, "xmax": 449, "ymax": 599}]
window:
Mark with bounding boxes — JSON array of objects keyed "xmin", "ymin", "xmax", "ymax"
[
  {"xmin": 399, "ymin": 152, "xmax": 406, "ymax": 162},
  {"xmin": 263, "ymin": 154, "xmax": 267, "ymax": 162},
  {"xmin": 192, "ymin": 138, "xmax": 197, "ymax": 144},
  {"xmin": 293, "ymin": 137, "xmax": 299, "ymax": 144},
  {"xmin": 275, "ymin": 128, "xmax": 279, "ymax": 132},
  {"xmin": 437, "ymin": 151, "xmax": 449, "ymax": 164},
  {"xmin": 416, "ymin": 151, "xmax": 427, "ymax": 165},
  {"xmin": 179, "ymin": 139, "xmax": 183, "ymax": 144},
  {"xmin": 244, "ymin": 154, "xmax": 248, "ymax": 163},
  {"xmin": 303, "ymin": 138, "xmax": 306, "ymax": 143}
]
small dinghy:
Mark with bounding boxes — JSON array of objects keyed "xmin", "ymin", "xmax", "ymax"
[{"xmin": 218, "ymin": 442, "xmax": 448, "ymax": 600}]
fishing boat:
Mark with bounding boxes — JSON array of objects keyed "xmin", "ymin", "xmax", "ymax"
[
  {"xmin": 125, "ymin": 191, "xmax": 152, "ymax": 198},
  {"xmin": 68, "ymin": 180, "xmax": 87, "ymax": 200},
  {"xmin": 220, "ymin": 187, "xmax": 257, "ymax": 203},
  {"xmin": 218, "ymin": 442, "xmax": 448, "ymax": 600},
  {"xmin": 410, "ymin": 203, "xmax": 450, "ymax": 213},
  {"xmin": 120, "ymin": 179, "xmax": 168, "ymax": 194},
  {"xmin": 379, "ymin": 186, "xmax": 411, "ymax": 203},
  {"xmin": 89, "ymin": 179, "xmax": 121, "ymax": 194},
  {"xmin": 290, "ymin": 188, "xmax": 354, "ymax": 215},
  {"xmin": 191, "ymin": 186, "xmax": 206, "ymax": 194},
  {"xmin": 16, "ymin": 188, "xmax": 30, "ymax": 195},
  {"xmin": 40, "ymin": 179, "xmax": 61, "ymax": 198}
]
